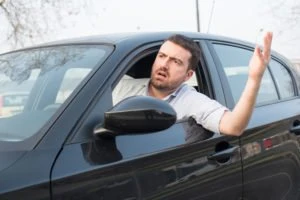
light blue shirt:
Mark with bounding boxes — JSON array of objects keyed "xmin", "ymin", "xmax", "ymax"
[{"xmin": 113, "ymin": 79, "xmax": 228, "ymax": 134}]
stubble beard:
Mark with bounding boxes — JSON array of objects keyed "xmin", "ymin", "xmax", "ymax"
[
  {"xmin": 150, "ymin": 78, "xmax": 170, "ymax": 91},
  {"xmin": 150, "ymin": 76, "xmax": 182, "ymax": 93},
  {"xmin": 150, "ymin": 68, "xmax": 171, "ymax": 91},
  {"xmin": 149, "ymin": 68, "xmax": 183, "ymax": 92}
]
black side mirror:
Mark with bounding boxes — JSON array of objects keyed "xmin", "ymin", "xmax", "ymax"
[{"xmin": 94, "ymin": 96, "xmax": 176, "ymax": 137}]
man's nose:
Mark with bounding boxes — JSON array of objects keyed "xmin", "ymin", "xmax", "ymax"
[{"xmin": 160, "ymin": 58, "xmax": 170, "ymax": 69}]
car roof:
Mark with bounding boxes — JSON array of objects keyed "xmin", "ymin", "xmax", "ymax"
[
  {"xmin": 48, "ymin": 32, "xmax": 257, "ymax": 46},
  {"xmin": 42, "ymin": 32, "xmax": 249, "ymax": 45},
  {"xmin": 0, "ymin": 31, "xmax": 290, "ymax": 71},
  {"xmin": 0, "ymin": 31, "xmax": 256, "ymax": 55}
]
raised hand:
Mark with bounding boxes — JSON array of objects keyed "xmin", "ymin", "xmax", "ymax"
[{"xmin": 248, "ymin": 32, "xmax": 273, "ymax": 82}]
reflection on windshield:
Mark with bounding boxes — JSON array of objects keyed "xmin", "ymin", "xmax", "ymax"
[{"xmin": 0, "ymin": 45, "xmax": 112, "ymax": 143}]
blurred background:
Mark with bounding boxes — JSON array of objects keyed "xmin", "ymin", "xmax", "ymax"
[{"xmin": 0, "ymin": 0, "xmax": 299, "ymax": 68}]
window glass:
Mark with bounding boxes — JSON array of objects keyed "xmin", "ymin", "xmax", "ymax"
[
  {"xmin": 0, "ymin": 45, "xmax": 112, "ymax": 142},
  {"xmin": 0, "ymin": 69, "xmax": 39, "ymax": 115},
  {"xmin": 213, "ymin": 44, "xmax": 278, "ymax": 104},
  {"xmin": 256, "ymin": 71, "xmax": 278, "ymax": 104},
  {"xmin": 269, "ymin": 60, "xmax": 294, "ymax": 99},
  {"xmin": 56, "ymin": 68, "xmax": 91, "ymax": 103}
]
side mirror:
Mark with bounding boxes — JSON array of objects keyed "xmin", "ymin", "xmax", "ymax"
[{"xmin": 94, "ymin": 96, "xmax": 176, "ymax": 137}]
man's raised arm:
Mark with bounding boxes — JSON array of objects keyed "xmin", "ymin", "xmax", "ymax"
[{"xmin": 219, "ymin": 32, "xmax": 273, "ymax": 136}]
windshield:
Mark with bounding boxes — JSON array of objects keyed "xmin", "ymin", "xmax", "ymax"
[{"xmin": 0, "ymin": 45, "xmax": 112, "ymax": 144}]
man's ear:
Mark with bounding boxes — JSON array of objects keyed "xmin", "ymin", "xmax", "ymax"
[{"xmin": 184, "ymin": 70, "xmax": 194, "ymax": 81}]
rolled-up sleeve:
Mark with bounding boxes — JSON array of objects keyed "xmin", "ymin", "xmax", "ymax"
[
  {"xmin": 169, "ymin": 85, "xmax": 228, "ymax": 134},
  {"xmin": 194, "ymin": 98, "xmax": 228, "ymax": 134}
]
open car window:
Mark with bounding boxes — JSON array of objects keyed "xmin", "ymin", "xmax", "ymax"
[
  {"xmin": 112, "ymin": 50, "xmax": 199, "ymax": 106},
  {"xmin": 0, "ymin": 45, "xmax": 112, "ymax": 143}
]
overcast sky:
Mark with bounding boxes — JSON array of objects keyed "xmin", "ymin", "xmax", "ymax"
[{"xmin": 1, "ymin": 0, "xmax": 299, "ymax": 60}]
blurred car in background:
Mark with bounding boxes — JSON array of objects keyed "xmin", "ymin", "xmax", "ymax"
[{"xmin": 0, "ymin": 92, "xmax": 28, "ymax": 117}]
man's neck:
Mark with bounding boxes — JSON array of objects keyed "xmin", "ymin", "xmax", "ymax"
[{"xmin": 148, "ymin": 84, "xmax": 176, "ymax": 100}]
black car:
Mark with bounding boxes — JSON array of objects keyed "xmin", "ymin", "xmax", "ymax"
[{"xmin": 0, "ymin": 32, "xmax": 299, "ymax": 200}]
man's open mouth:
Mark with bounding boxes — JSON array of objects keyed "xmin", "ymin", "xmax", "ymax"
[{"xmin": 157, "ymin": 71, "xmax": 167, "ymax": 78}]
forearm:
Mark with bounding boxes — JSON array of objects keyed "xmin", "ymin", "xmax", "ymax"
[
  {"xmin": 220, "ymin": 77, "xmax": 261, "ymax": 136},
  {"xmin": 219, "ymin": 31, "xmax": 272, "ymax": 136}
]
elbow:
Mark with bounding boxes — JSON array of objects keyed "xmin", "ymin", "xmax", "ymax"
[
  {"xmin": 219, "ymin": 112, "xmax": 247, "ymax": 136},
  {"xmin": 228, "ymin": 128, "xmax": 244, "ymax": 136},
  {"xmin": 221, "ymin": 126, "xmax": 245, "ymax": 136}
]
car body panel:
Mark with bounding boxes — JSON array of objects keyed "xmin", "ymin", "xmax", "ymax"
[
  {"xmin": 0, "ymin": 148, "xmax": 57, "ymax": 200},
  {"xmin": 51, "ymin": 123, "xmax": 242, "ymax": 200}
]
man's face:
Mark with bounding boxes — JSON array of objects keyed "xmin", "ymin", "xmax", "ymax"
[{"xmin": 150, "ymin": 41, "xmax": 193, "ymax": 92}]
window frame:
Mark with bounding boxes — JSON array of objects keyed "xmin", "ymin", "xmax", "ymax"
[
  {"xmin": 207, "ymin": 40, "xmax": 288, "ymax": 108},
  {"xmin": 103, "ymin": 41, "xmax": 222, "ymax": 155},
  {"xmin": 268, "ymin": 57, "xmax": 298, "ymax": 101},
  {"xmin": 111, "ymin": 41, "xmax": 215, "ymax": 102}
]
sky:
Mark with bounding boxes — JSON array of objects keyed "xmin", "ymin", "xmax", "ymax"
[{"xmin": 0, "ymin": 0, "xmax": 299, "ymax": 60}]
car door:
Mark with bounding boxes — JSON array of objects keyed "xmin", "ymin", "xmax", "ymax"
[
  {"xmin": 210, "ymin": 41, "xmax": 300, "ymax": 200},
  {"xmin": 50, "ymin": 39, "xmax": 243, "ymax": 200}
]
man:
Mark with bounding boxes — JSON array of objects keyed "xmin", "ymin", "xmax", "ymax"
[{"xmin": 114, "ymin": 32, "xmax": 273, "ymax": 137}]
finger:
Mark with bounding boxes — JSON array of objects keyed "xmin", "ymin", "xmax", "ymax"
[
  {"xmin": 263, "ymin": 32, "xmax": 272, "ymax": 51},
  {"xmin": 263, "ymin": 32, "xmax": 273, "ymax": 61},
  {"xmin": 254, "ymin": 46, "xmax": 264, "ymax": 60}
]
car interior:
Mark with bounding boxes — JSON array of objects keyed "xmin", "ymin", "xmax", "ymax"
[{"xmin": 112, "ymin": 51, "xmax": 200, "ymax": 105}]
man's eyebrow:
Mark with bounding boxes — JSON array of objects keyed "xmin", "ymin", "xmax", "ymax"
[
  {"xmin": 170, "ymin": 56, "xmax": 183, "ymax": 64},
  {"xmin": 158, "ymin": 51, "xmax": 184, "ymax": 64},
  {"xmin": 158, "ymin": 51, "xmax": 166, "ymax": 55}
]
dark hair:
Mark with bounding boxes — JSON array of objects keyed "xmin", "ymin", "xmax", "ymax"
[{"xmin": 165, "ymin": 34, "xmax": 201, "ymax": 70}]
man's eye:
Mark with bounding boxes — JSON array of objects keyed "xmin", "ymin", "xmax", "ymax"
[{"xmin": 174, "ymin": 60, "xmax": 180, "ymax": 64}]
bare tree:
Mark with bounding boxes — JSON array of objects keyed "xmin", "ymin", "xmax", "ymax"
[
  {"xmin": 263, "ymin": 0, "xmax": 300, "ymax": 37},
  {"xmin": 0, "ymin": 0, "xmax": 88, "ymax": 50}
]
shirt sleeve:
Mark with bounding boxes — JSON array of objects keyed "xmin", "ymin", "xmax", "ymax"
[
  {"xmin": 195, "ymin": 98, "xmax": 228, "ymax": 134},
  {"xmin": 171, "ymin": 88, "xmax": 228, "ymax": 134}
]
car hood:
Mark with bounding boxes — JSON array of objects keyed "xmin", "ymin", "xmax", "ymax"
[{"xmin": 0, "ymin": 150, "xmax": 26, "ymax": 172}]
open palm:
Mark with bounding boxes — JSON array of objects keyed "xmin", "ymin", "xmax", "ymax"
[{"xmin": 249, "ymin": 32, "xmax": 273, "ymax": 82}]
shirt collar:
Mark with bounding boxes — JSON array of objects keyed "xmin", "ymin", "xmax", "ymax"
[{"xmin": 162, "ymin": 84, "xmax": 186, "ymax": 102}]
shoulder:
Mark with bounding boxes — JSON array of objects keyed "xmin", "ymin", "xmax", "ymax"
[
  {"xmin": 178, "ymin": 84, "xmax": 210, "ymax": 100},
  {"xmin": 170, "ymin": 84, "xmax": 213, "ymax": 107}
]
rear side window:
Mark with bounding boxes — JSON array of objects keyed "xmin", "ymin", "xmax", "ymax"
[
  {"xmin": 213, "ymin": 44, "xmax": 279, "ymax": 105},
  {"xmin": 269, "ymin": 60, "xmax": 295, "ymax": 99}
]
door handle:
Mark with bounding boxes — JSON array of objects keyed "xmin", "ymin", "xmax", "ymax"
[
  {"xmin": 290, "ymin": 125, "xmax": 300, "ymax": 135},
  {"xmin": 207, "ymin": 146, "xmax": 239, "ymax": 161}
]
